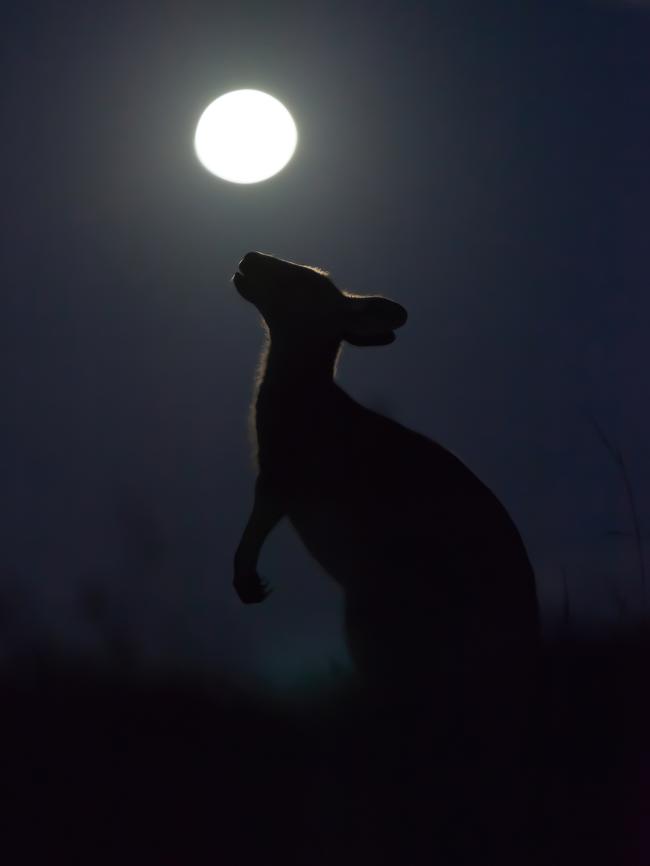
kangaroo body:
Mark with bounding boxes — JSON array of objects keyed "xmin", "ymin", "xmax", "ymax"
[{"xmin": 233, "ymin": 252, "xmax": 540, "ymax": 698}]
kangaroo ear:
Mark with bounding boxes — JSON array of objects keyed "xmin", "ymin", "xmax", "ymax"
[{"xmin": 343, "ymin": 296, "xmax": 408, "ymax": 347}]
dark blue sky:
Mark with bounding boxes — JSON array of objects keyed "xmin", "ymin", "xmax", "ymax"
[{"xmin": 1, "ymin": 0, "xmax": 648, "ymax": 684}]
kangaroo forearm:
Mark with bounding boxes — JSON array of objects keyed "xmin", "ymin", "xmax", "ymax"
[{"xmin": 234, "ymin": 477, "xmax": 285, "ymax": 571}]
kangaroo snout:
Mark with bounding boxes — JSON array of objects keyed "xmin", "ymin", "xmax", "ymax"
[
  {"xmin": 236, "ymin": 251, "xmax": 290, "ymax": 285},
  {"xmin": 233, "ymin": 251, "xmax": 297, "ymax": 304},
  {"xmin": 233, "ymin": 251, "xmax": 268, "ymax": 301},
  {"xmin": 238, "ymin": 251, "xmax": 269, "ymax": 274}
]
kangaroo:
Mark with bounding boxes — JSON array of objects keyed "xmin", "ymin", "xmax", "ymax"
[{"xmin": 232, "ymin": 251, "xmax": 540, "ymax": 705}]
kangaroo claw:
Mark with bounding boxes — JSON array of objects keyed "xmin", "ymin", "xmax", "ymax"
[{"xmin": 234, "ymin": 570, "xmax": 273, "ymax": 604}]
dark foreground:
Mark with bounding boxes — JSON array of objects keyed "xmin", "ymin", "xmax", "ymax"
[{"xmin": 0, "ymin": 632, "xmax": 646, "ymax": 865}]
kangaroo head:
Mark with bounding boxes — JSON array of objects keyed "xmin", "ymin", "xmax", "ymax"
[{"xmin": 233, "ymin": 251, "xmax": 407, "ymax": 346}]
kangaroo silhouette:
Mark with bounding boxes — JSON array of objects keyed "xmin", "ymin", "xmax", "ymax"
[{"xmin": 233, "ymin": 251, "xmax": 540, "ymax": 703}]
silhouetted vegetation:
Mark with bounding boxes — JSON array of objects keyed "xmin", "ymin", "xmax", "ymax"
[{"xmin": 0, "ymin": 627, "xmax": 645, "ymax": 865}]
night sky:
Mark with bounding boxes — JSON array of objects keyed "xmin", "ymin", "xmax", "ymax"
[{"xmin": 2, "ymin": 0, "xmax": 649, "ymax": 686}]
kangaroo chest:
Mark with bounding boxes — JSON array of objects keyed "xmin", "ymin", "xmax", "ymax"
[{"xmin": 255, "ymin": 384, "xmax": 343, "ymax": 477}]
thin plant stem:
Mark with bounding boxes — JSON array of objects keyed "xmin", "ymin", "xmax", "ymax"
[{"xmin": 587, "ymin": 414, "xmax": 647, "ymax": 608}]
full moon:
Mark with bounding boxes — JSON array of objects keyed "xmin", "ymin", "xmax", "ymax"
[{"xmin": 194, "ymin": 90, "xmax": 298, "ymax": 184}]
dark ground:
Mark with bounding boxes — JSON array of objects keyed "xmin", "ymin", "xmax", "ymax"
[{"xmin": 0, "ymin": 628, "xmax": 646, "ymax": 865}]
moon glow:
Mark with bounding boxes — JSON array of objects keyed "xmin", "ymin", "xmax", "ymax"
[{"xmin": 194, "ymin": 90, "xmax": 298, "ymax": 184}]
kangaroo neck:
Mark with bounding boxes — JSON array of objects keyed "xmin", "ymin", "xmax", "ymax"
[
  {"xmin": 257, "ymin": 332, "xmax": 341, "ymax": 398},
  {"xmin": 253, "ymin": 333, "xmax": 343, "ymax": 473}
]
